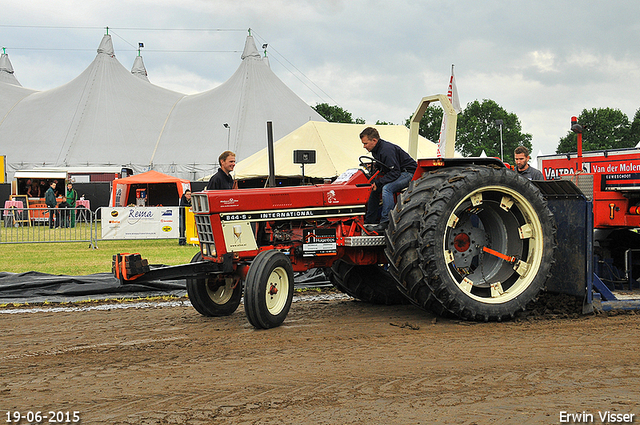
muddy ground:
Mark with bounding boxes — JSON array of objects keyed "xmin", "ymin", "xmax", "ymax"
[{"xmin": 1, "ymin": 292, "xmax": 640, "ymax": 425}]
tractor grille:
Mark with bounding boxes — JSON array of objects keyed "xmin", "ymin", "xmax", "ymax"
[
  {"xmin": 195, "ymin": 214, "xmax": 216, "ymax": 257},
  {"xmin": 195, "ymin": 215, "xmax": 214, "ymax": 243}
]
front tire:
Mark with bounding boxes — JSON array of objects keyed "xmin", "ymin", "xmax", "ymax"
[
  {"xmin": 419, "ymin": 166, "xmax": 556, "ymax": 321},
  {"xmin": 244, "ymin": 250, "xmax": 295, "ymax": 329},
  {"xmin": 186, "ymin": 252, "xmax": 242, "ymax": 317}
]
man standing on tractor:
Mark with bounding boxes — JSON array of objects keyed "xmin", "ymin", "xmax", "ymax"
[
  {"xmin": 514, "ymin": 146, "xmax": 544, "ymax": 180},
  {"xmin": 360, "ymin": 127, "xmax": 417, "ymax": 233},
  {"xmin": 206, "ymin": 150, "xmax": 237, "ymax": 190}
]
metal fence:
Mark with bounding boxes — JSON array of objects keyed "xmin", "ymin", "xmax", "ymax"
[{"xmin": 1, "ymin": 206, "xmax": 98, "ymax": 248}]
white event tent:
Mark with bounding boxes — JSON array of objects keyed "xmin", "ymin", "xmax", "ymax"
[{"xmin": 0, "ymin": 32, "xmax": 326, "ymax": 181}]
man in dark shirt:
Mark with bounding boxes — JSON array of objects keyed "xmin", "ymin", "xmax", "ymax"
[
  {"xmin": 514, "ymin": 146, "xmax": 544, "ymax": 180},
  {"xmin": 206, "ymin": 151, "xmax": 236, "ymax": 190},
  {"xmin": 360, "ymin": 127, "xmax": 417, "ymax": 232},
  {"xmin": 45, "ymin": 181, "xmax": 58, "ymax": 229}
]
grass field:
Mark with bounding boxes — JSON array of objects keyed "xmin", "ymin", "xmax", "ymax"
[{"xmin": 1, "ymin": 239, "xmax": 200, "ymax": 275}]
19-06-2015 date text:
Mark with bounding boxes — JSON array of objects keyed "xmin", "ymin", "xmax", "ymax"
[{"xmin": 5, "ymin": 411, "xmax": 80, "ymax": 424}]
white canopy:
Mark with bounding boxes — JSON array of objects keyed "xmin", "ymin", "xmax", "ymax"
[
  {"xmin": 0, "ymin": 35, "xmax": 185, "ymax": 175},
  {"xmin": 150, "ymin": 35, "xmax": 326, "ymax": 177},
  {"xmin": 233, "ymin": 121, "xmax": 438, "ymax": 180},
  {"xmin": 0, "ymin": 33, "xmax": 326, "ymax": 181}
]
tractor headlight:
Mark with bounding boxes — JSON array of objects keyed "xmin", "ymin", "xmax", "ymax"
[{"xmin": 201, "ymin": 243, "xmax": 216, "ymax": 258}]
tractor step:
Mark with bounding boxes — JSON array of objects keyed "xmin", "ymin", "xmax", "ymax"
[{"xmin": 343, "ymin": 235, "xmax": 386, "ymax": 246}]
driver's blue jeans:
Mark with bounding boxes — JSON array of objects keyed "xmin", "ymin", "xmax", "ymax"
[{"xmin": 365, "ymin": 171, "xmax": 413, "ymax": 224}]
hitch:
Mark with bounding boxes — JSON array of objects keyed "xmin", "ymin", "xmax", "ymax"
[
  {"xmin": 112, "ymin": 252, "xmax": 226, "ymax": 284},
  {"xmin": 112, "ymin": 253, "xmax": 150, "ymax": 284}
]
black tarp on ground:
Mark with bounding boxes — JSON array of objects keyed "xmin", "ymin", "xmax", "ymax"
[
  {"xmin": 0, "ymin": 268, "xmax": 330, "ymax": 304},
  {"xmin": 0, "ymin": 270, "xmax": 187, "ymax": 304}
]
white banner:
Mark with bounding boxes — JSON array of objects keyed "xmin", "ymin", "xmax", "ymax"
[{"xmin": 101, "ymin": 207, "xmax": 180, "ymax": 239}]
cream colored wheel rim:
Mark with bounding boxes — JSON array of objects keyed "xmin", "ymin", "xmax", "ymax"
[
  {"xmin": 265, "ymin": 266, "xmax": 290, "ymax": 315},
  {"xmin": 206, "ymin": 278, "xmax": 234, "ymax": 305},
  {"xmin": 442, "ymin": 185, "xmax": 545, "ymax": 304}
]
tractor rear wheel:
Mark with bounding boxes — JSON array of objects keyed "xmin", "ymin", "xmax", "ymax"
[
  {"xmin": 385, "ymin": 173, "xmax": 451, "ymax": 314},
  {"xmin": 417, "ymin": 166, "xmax": 556, "ymax": 321},
  {"xmin": 244, "ymin": 250, "xmax": 295, "ymax": 329},
  {"xmin": 186, "ymin": 252, "xmax": 242, "ymax": 317},
  {"xmin": 328, "ymin": 259, "xmax": 409, "ymax": 305}
]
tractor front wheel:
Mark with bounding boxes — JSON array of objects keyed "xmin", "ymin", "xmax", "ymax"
[
  {"xmin": 186, "ymin": 252, "xmax": 242, "ymax": 317},
  {"xmin": 244, "ymin": 250, "xmax": 295, "ymax": 329}
]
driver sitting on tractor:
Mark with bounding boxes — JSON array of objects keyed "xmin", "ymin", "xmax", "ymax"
[{"xmin": 360, "ymin": 126, "xmax": 417, "ymax": 233}]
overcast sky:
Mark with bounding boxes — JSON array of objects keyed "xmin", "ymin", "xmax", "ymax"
[{"xmin": 3, "ymin": 0, "xmax": 639, "ymax": 158}]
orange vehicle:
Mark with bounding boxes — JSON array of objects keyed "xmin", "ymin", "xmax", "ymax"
[{"xmin": 539, "ymin": 117, "xmax": 640, "ymax": 292}]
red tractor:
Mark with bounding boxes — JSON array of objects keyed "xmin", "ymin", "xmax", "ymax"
[
  {"xmin": 539, "ymin": 117, "xmax": 640, "ymax": 290},
  {"xmin": 177, "ymin": 96, "xmax": 557, "ymax": 328}
]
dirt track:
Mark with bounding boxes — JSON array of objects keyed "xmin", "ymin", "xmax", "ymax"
[{"xmin": 2, "ymin": 294, "xmax": 640, "ymax": 425}]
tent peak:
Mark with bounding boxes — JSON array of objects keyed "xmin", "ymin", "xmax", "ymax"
[
  {"xmin": 241, "ymin": 35, "xmax": 261, "ymax": 60},
  {"xmin": 131, "ymin": 55, "xmax": 149, "ymax": 81},
  {"xmin": 0, "ymin": 52, "xmax": 15, "ymax": 75},
  {"xmin": 97, "ymin": 34, "xmax": 115, "ymax": 57},
  {"xmin": 0, "ymin": 51, "xmax": 22, "ymax": 86}
]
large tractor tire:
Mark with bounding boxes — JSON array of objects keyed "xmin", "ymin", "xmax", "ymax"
[
  {"xmin": 385, "ymin": 173, "xmax": 451, "ymax": 313},
  {"xmin": 186, "ymin": 252, "xmax": 243, "ymax": 317},
  {"xmin": 416, "ymin": 166, "xmax": 556, "ymax": 321},
  {"xmin": 244, "ymin": 250, "xmax": 295, "ymax": 329},
  {"xmin": 328, "ymin": 259, "xmax": 409, "ymax": 305}
]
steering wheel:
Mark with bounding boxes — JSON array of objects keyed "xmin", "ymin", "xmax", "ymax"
[{"xmin": 358, "ymin": 156, "xmax": 387, "ymax": 179}]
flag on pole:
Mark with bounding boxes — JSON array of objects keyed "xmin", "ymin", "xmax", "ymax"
[{"xmin": 436, "ymin": 65, "xmax": 461, "ymax": 157}]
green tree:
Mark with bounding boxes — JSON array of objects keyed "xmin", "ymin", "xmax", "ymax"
[
  {"xmin": 456, "ymin": 99, "xmax": 532, "ymax": 164},
  {"xmin": 313, "ymin": 103, "xmax": 364, "ymax": 124},
  {"xmin": 404, "ymin": 105, "xmax": 444, "ymax": 143},
  {"xmin": 631, "ymin": 108, "xmax": 640, "ymax": 147},
  {"xmin": 556, "ymin": 107, "xmax": 634, "ymax": 153}
]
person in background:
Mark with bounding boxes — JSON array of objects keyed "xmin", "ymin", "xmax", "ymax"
[
  {"xmin": 514, "ymin": 146, "xmax": 544, "ymax": 180},
  {"xmin": 178, "ymin": 189, "xmax": 193, "ymax": 246},
  {"xmin": 25, "ymin": 179, "xmax": 34, "ymax": 197},
  {"xmin": 180, "ymin": 189, "xmax": 192, "ymax": 207},
  {"xmin": 66, "ymin": 182, "xmax": 78, "ymax": 228},
  {"xmin": 206, "ymin": 151, "xmax": 236, "ymax": 190},
  {"xmin": 39, "ymin": 180, "xmax": 47, "ymax": 198},
  {"xmin": 30, "ymin": 180, "xmax": 41, "ymax": 198},
  {"xmin": 53, "ymin": 180, "xmax": 61, "ymax": 197},
  {"xmin": 45, "ymin": 182, "xmax": 58, "ymax": 229}
]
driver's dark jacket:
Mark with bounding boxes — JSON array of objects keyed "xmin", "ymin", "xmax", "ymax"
[{"xmin": 370, "ymin": 139, "xmax": 417, "ymax": 186}]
